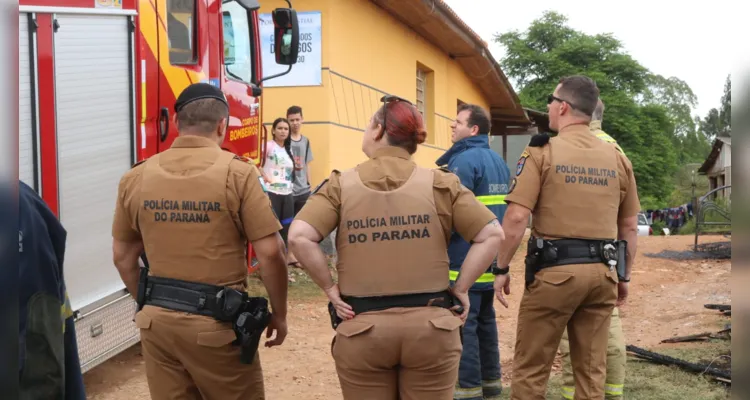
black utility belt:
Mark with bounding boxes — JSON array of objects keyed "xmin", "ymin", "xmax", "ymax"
[
  {"xmin": 140, "ymin": 275, "xmax": 264, "ymax": 321},
  {"xmin": 328, "ymin": 290, "xmax": 461, "ymax": 330},
  {"xmin": 524, "ymin": 236, "xmax": 625, "ymax": 286},
  {"xmin": 136, "ymin": 272, "xmax": 271, "ymax": 364}
]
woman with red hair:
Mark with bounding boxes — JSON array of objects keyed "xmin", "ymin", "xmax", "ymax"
[{"xmin": 288, "ymin": 95, "xmax": 505, "ymax": 399}]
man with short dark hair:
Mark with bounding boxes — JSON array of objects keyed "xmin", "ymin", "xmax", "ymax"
[
  {"xmin": 285, "ymin": 105, "xmax": 313, "ymax": 268},
  {"xmin": 112, "ymin": 82, "xmax": 290, "ymax": 399},
  {"xmin": 437, "ymin": 103, "xmax": 510, "ymax": 400},
  {"xmin": 495, "ymin": 75, "xmax": 640, "ymax": 399}
]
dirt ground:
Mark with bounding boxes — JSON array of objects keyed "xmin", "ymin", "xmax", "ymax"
[{"xmin": 83, "ymin": 234, "xmax": 731, "ymax": 399}]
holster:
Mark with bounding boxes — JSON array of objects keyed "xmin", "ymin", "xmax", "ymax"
[
  {"xmin": 616, "ymin": 240, "xmax": 628, "ymax": 281},
  {"xmin": 139, "ymin": 273, "xmax": 271, "ymax": 365},
  {"xmin": 524, "ymin": 236, "xmax": 620, "ymax": 287},
  {"xmin": 232, "ymin": 297, "xmax": 272, "ymax": 364},
  {"xmin": 136, "ymin": 266, "xmax": 148, "ymax": 311},
  {"xmin": 328, "ymin": 302, "xmax": 342, "ymax": 330},
  {"xmin": 136, "ymin": 252, "xmax": 150, "ymax": 311}
]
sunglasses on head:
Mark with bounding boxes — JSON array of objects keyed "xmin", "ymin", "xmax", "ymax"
[{"xmin": 379, "ymin": 95, "xmax": 413, "ymax": 135}]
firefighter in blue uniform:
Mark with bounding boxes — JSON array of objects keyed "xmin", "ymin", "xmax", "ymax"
[
  {"xmin": 436, "ymin": 104, "xmax": 510, "ymax": 400},
  {"xmin": 18, "ymin": 180, "xmax": 86, "ymax": 400}
]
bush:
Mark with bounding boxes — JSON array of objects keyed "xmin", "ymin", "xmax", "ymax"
[
  {"xmin": 677, "ymin": 219, "xmax": 696, "ymax": 235},
  {"xmin": 651, "ymin": 221, "xmax": 666, "ymax": 236}
]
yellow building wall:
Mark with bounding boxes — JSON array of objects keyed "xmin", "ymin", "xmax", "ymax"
[{"xmin": 259, "ymin": 0, "xmax": 492, "ymax": 188}]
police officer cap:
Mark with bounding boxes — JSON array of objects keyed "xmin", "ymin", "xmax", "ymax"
[{"xmin": 174, "ymin": 82, "xmax": 229, "ymax": 113}]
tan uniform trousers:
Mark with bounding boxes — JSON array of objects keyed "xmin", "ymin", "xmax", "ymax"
[
  {"xmin": 559, "ymin": 307, "xmax": 625, "ymax": 399},
  {"xmin": 331, "ymin": 306, "xmax": 464, "ymax": 400},
  {"xmin": 135, "ymin": 305, "xmax": 265, "ymax": 400},
  {"xmin": 510, "ymin": 264, "xmax": 618, "ymax": 400}
]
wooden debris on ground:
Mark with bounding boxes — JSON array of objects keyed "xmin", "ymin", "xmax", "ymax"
[
  {"xmin": 626, "ymin": 345, "xmax": 731, "ymax": 382},
  {"xmin": 704, "ymin": 303, "xmax": 731, "ymax": 312},
  {"xmin": 661, "ymin": 327, "xmax": 731, "ymax": 343}
]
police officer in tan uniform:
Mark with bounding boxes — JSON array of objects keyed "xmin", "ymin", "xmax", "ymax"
[
  {"xmin": 557, "ymin": 98, "xmax": 632, "ymax": 400},
  {"xmin": 287, "ymin": 95, "xmax": 506, "ymax": 400},
  {"xmin": 111, "ymin": 83, "xmax": 289, "ymax": 400},
  {"xmin": 492, "ymin": 76, "xmax": 640, "ymax": 400}
]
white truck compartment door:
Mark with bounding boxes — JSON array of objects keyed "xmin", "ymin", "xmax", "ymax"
[
  {"xmin": 19, "ymin": 13, "xmax": 37, "ymax": 190},
  {"xmin": 54, "ymin": 14, "xmax": 133, "ymax": 311}
]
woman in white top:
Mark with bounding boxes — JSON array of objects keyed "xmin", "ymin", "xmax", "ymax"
[{"xmin": 261, "ymin": 118, "xmax": 296, "ymax": 250}]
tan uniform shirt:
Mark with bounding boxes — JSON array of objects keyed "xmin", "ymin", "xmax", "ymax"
[
  {"xmin": 506, "ymin": 124, "xmax": 640, "ymax": 240},
  {"xmin": 296, "ymin": 146, "xmax": 497, "ymax": 295},
  {"xmin": 112, "ymin": 135, "xmax": 282, "ymax": 285}
]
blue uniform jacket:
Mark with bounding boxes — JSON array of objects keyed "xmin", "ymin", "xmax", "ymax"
[
  {"xmin": 19, "ymin": 181, "xmax": 86, "ymax": 400},
  {"xmin": 435, "ymin": 135, "xmax": 510, "ymax": 291}
]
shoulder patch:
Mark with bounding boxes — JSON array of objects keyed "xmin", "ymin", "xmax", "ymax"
[
  {"xmin": 516, "ymin": 150, "xmax": 530, "ymax": 176},
  {"xmin": 508, "ymin": 177, "xmax": 517, "ymax": 194},
  {"xmin": 528, "ymin": 133, "xmax": 550, "ymax": 147}
]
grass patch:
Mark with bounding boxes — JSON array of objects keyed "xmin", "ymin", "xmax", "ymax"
[
  {"xmin": 624, "ymin": 340, "xmax": 730, "ymax": 400},
  {"xmin": 497, "ymin": 339, "xmax": 730, "ymax": 399},
  {"xmin": 245, "ymin": 257, "xmax": 334, "ymax": 301}
]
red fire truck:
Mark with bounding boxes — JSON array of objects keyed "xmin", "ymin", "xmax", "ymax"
[{"xmin": 18, "ymin": 0, "xmax": 299, "ymax": 373}]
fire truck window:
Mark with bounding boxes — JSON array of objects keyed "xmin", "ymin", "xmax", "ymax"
[
  {"xmin": 167, "ymin": 0, "xmax": 196, "ymax": 65},
  {"xmin": 222, "ymin": 2, "xmax": 253, "ymax": 84}
]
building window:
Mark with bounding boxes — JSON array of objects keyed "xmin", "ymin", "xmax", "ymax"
[
  {"xmin": 416, "ymin": 67, "xmax": 426, "ymax": 116},
  {"xmin": 223, "ymin": 1, "xmax": 256, "ymax": 84},
  {"xmin": 167, "ymin": 0, "xmax": 197, "ymax": 65}
]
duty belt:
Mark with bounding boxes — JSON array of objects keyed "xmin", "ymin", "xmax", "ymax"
[
  {"xmin": 142, "ymin": 276, "xmax": 237, "ymax": 320},
  {"xmin": 137, "ymin": 271, "xmax": 271, "ymax": 364},
  {"xmin": 328, "ymin": 290, "xmax": 462, "ymax": 330},
  {"xmin": 534, "ymin": 238, "xmax": 608, "ymax": 269},
  {"xmin": 524, "ymin": 236, "xmax": 625, "ymax": 287}
]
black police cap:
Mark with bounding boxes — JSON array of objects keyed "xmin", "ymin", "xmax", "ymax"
[{"xmin": 174, "ymin": 82, "xmax": 229, "ymax": 113}]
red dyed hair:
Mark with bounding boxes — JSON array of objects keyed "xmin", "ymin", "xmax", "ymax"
[{"xmin": 372, "ymin": 101, "xmax": 427, "ymax": 154}]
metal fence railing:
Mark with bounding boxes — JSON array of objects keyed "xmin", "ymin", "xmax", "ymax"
[{"xmin": 694, "ymin": 185, "xmax": 731, "ymax": 251}]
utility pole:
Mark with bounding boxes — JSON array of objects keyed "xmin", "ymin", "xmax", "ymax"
[{"xmin": 691, "ymin": 169, "xmax": 697, "ymax": 218}]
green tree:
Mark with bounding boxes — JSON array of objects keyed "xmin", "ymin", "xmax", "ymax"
[
  {"xmin": 699, "ymin": 74, "xmax": 731, "ymax": 139},
  {"xmin": 494, "ymin": 11, "xmax": 702, "ymax": 205}
]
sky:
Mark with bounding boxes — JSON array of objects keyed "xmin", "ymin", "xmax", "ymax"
[{"xmin": 442, "ymin": 0, "xmax": 740, "ymax": 119}]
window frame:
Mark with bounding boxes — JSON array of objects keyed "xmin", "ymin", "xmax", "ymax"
[
  {"xmin": 221, "ymin": 1, "xmax": 258, "ymax": 86},
  {"xmin": 167, "ymin": 0, "xmax": 199, "ymax": 66},
  {"xmin": 416, "ymin": 67, "xmax": 426, "ymax": 116}
]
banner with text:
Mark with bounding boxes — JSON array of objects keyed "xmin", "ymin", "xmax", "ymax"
[{"xmin": 259, "ymin": 11, "xmax": 322, "ymax": 87}]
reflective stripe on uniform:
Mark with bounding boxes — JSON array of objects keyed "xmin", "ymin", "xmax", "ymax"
[
  {"xmin": 453, "ymin": 386, "xmax": 483, "ymax": 399},
  {"xmin": 476, "ymin": 194, "xmax": 506, "ymax": 205},
  {"xmin": 595, "ymin": 133, "xmax": 626, "ymax": 155},
  {"xmin": 61, "ymin": 291, "xmax": 74, "ymax": 333},
  {"xmin": 605, "ymin": 383, "xmax": 624, "ymax": 395},
  {"xmin": 561, "ymin": 383, "xmax": 623, "ymax": 398},
  {"xmin": 481, "ymin": 378, "xmax": 502, "ymax": 389},
  {"xmin": 449, "ymin": 269, "xmax": 495, "ymax": 283}
]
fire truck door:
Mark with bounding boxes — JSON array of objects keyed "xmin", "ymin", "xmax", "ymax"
[
  {"xmin": 219, "ymin": 1, "xmax": 262, "ymax": 162},
  {"xmin": 156, "ymin": 0, "xmax": 211, "ymax": 151}
]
